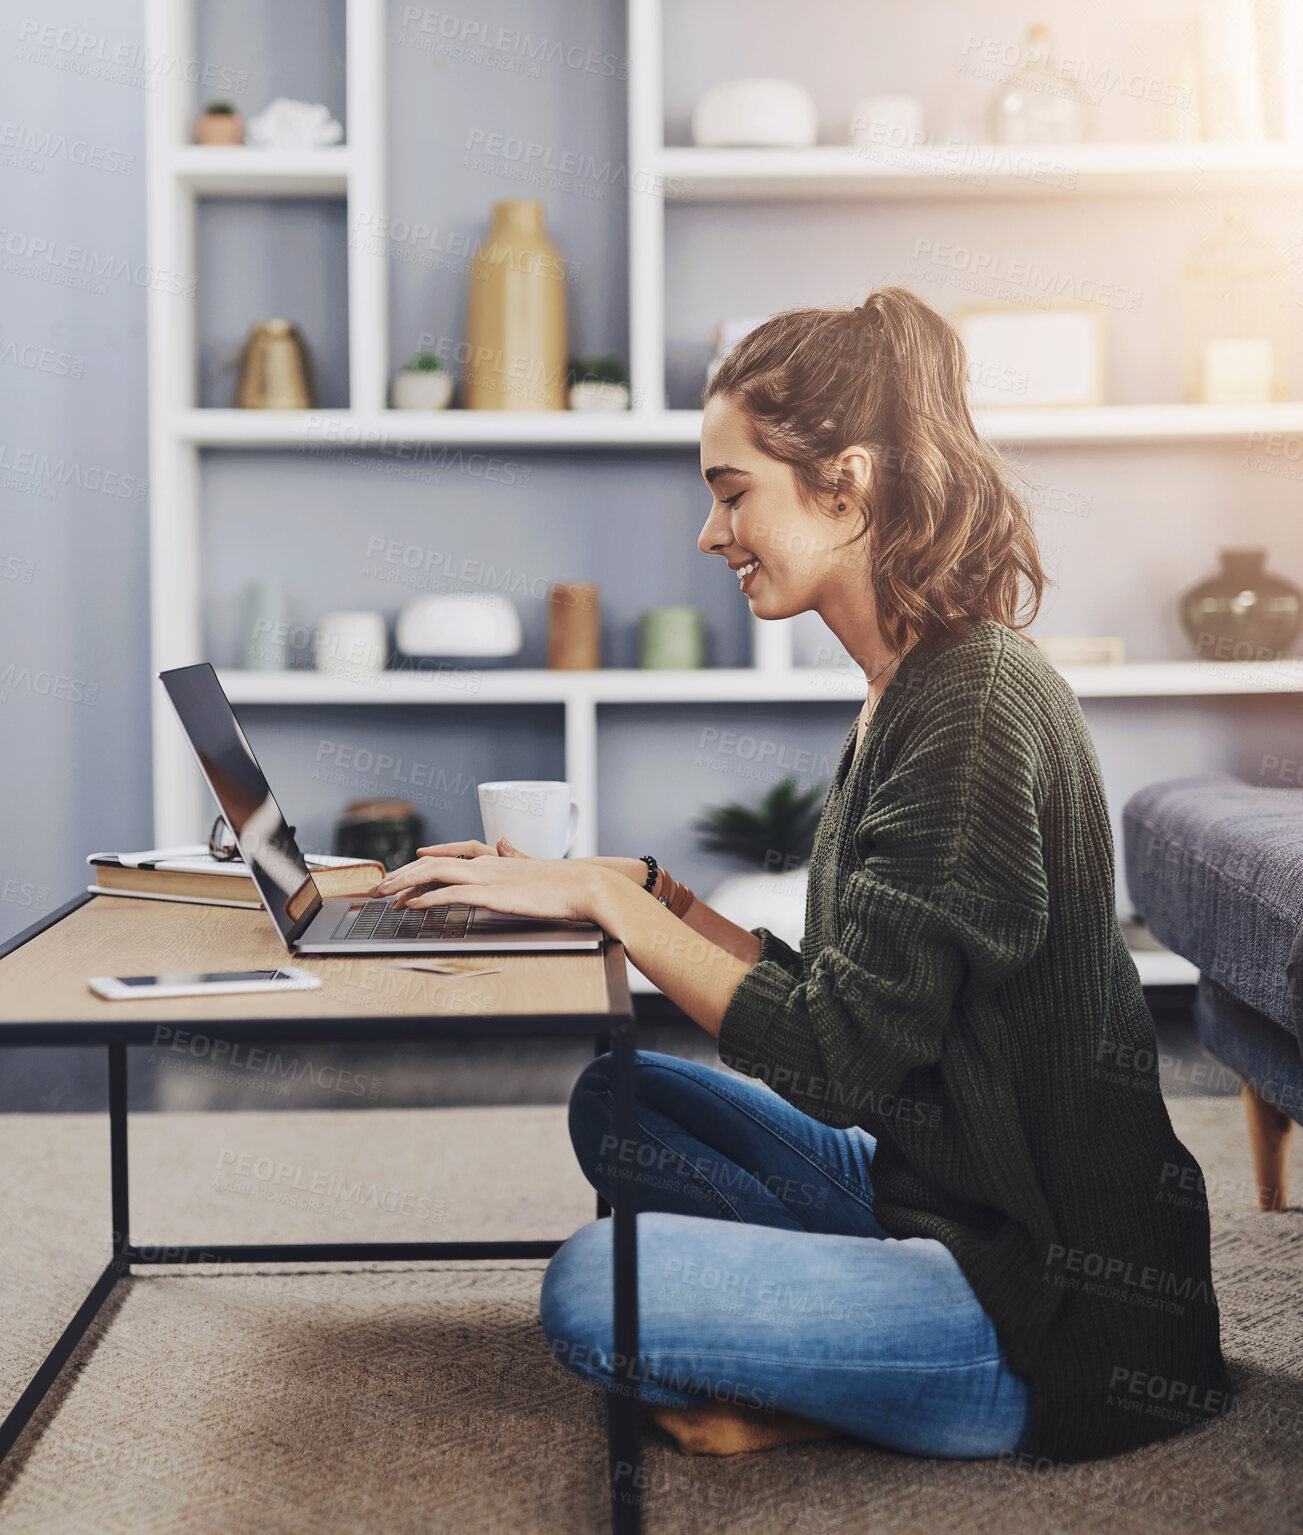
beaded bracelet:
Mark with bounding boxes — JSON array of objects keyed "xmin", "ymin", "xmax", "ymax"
[{"xmin": 639, "ymin": 855, "xmax": 695, "ymax": 917}]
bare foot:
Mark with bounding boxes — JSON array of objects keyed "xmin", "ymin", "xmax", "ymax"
[{"xmin": 652, "ymin": 1399, "xmax": 842, "ymax": 1456}]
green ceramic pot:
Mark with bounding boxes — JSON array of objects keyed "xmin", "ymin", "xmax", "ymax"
[{"xmin": 639, "ymin": 606, "xmax": 704, "ymax": 669}]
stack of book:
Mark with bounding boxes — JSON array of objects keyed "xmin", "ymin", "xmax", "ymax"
[{"xmin": 87, "ymin": 846, "xmax": 386, "ymax": 910}]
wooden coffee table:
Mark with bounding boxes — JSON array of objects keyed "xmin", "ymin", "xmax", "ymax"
[{"xmin": 0, "ymin": 893, "xmax": 646, "ymax": 1533}]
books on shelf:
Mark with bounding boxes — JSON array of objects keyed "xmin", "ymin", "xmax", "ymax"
[{"xmin": 87, "ymin": 846, "xmax": 385, "ymax": 910}]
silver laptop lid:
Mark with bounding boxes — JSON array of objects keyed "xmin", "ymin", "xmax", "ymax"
[{"xmin": 159, "ymin": 663, "xmax": 323, "ymax": 949}]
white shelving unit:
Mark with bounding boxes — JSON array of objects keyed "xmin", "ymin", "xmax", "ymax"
[
  {"xmin": 655, "ymin": 141, "xmax": 1303, "ymax": 201},
  {"xmin": 218, "ymin": 657, "xmax": 1303, "ymax": 707},
  {"xmin": 169, "ymin": 145, "xmax": 353, "ymax": 195},
  {"xmin": 176, "ymin": 406, "xmax": 700, "ymax": 447},
  {"xmin": 146, "ymin": 0, "xmax": 389, "ymax": 843},
  {"xmin": 176, "ymin": 401, "xmax": 1303, "ymax": 449},
  {"xmin": 147, "ymin": 0, "xmax": 1303, "ymax": 992}
]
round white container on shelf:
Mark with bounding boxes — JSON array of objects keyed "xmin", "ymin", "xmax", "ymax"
[
  {"xmin": 395, "ymin": 592, "xmax": 522, "ymax": 657},
  {"xmin": 691, "ymin": 79, "xmax": 818, "ymax": 148},
  {"xmin": 391, "ymin": 370, "xmax": 454, "ymax": 409}
]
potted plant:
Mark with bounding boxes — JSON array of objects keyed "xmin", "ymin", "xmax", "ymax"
[
  {"xmin": 691, "ymin": 777, "xmax": 827, "ymax": 949},
  {"xmin": 567, "ymin": 355, "xmax": 631, "ymax": 412},
  {"xmin": 195, "ymin": 100, "xmax": 245, "ymax": 146},
  {"xmin": 392, "ymin": 352, "xmax": 454, "ymax": 410}
]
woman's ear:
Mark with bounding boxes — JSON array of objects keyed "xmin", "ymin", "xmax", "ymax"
[{"xmin": 831, "ymin": 446, "xmax": 873, "ymax": 512}]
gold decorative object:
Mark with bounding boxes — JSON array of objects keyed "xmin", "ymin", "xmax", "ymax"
[
  {"xmin": 235, "ymin": 319, "xmax": 315, "ymax": 410},
  {"xmin": 465, "ymin": 200, "xmax": 568, "ymax": 410}
]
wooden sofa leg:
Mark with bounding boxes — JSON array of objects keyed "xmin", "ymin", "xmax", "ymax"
[{"xmin": 1241, "ymin": 1079, "xmax": 1294, "ymax": 1212}]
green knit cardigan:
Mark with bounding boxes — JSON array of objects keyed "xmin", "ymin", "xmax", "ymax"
[{"xmin": 717, "ymin": 616, "xmax": 1234, "ymax": 1463}]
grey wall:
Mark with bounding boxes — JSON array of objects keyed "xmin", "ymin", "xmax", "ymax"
[
  {"xmin": 193, "ymin": 0, "xmax": 346, "ymax": 132},
  {"xmin": 382, "ymin": 0, "xmax": 628, "ymax": 380},
  {"xmin": 194, "ymin": 1, "xmax": 349, "ymax": 408},
  {"xmin": 664, "ymin": 193, "xmax": 1303, "ymax": 409},
  {"xmin": 197, "ymin": 199, "xmax": 350, "ymax": 408},
  {"xmin": 0, "ymin": 0, "xmax": 152, "ymax": 950},
  {"xmin": 236, "ymin": 702, "xmax": 565, "ymax": 862},
  {"xmin": 662, "ymin": 0, "xmax": 1195, "ymax": 146},
  {"xmin": 201, "ymin": 448, "xmax": 750, "ymax": 670}
]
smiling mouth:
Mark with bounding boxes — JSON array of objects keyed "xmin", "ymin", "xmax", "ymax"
[{"xmin": 736, "ymin": 558, "xmax": 762, "ymax": 589}]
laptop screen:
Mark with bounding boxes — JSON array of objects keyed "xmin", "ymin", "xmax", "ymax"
[{"xmin": 159, "ymin": 663, "xmax": 323, "ymax": 947}]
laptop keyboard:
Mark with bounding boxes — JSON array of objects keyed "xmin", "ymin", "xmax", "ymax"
[{"xmin": 334, "ymin": 898, "xmax": 474, "ymax": 943}]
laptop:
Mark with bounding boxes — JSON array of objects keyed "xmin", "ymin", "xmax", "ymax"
[{"xmin": 159, "ymin": 663, "xmax": 604, "ymax": 955}]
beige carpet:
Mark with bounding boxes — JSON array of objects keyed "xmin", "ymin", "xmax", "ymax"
[{"xmin": 0, "ymin": 1097, "xmax": 1298, "ymax": 1534}]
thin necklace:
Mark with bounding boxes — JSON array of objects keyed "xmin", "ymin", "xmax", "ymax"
[{"xmin": 860, "ymin": 640, "xmax": 917, "ymax": 723}]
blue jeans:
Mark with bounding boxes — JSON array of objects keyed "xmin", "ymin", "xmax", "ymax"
[{"xmin": 539, "ymin": 1051, "xmax": 1033, "ymax": 1459}]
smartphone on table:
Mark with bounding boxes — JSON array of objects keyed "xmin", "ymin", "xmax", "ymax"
[{"xmin": 87, "ymin": 969, "xmax": 322, "ymax": 1001}]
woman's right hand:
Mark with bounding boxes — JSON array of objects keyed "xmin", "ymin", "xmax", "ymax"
[
  {"xmin": 414, "ymin": 837, "xmax": 530, "ymax": 859},
  {"xmin": 414, "ymin": 838, "xmax": 651, "ymax": 887}
]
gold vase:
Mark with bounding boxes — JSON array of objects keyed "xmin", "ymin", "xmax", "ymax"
[
  {"xmin": 235, "ymin": 319, "xmax": 315, "ymax": 409},
  {"xmin": 465, "ymin": 200, "xmax": 567, "ymax": 410}
]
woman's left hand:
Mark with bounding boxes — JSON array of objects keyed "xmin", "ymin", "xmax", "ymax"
[{"xmin": 368, "ymin": 854, "xmax": 603, "ymax": 924}]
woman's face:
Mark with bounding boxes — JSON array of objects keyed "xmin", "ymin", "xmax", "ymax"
[{"xmin": 698, "ymin": 393, "xmax": 863, "ymax": 622}]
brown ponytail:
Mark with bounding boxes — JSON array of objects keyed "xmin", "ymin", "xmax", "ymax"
[{"xmin": 704, "ymin": 286, "xmax": 1049, "ymax": 651}]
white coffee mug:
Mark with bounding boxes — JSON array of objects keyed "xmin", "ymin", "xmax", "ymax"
[
  {"xmin": 478, "ymin": 780, "xmax": 580, "ymax": 859},
  {"xmin": 849, "ymin": 94, "xmax": 926, "ymax": 151},
  {"xmin": 314, "ymin": 610, "xmax": 387, "ymax": 681}
]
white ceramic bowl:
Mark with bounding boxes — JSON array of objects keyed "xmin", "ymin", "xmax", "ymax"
[
  {"xmin": 691, "ymin": 78, "xmax": 818, "ymax": 148},
  {"xmin": 395, "ymin": 593, "xmax": 523, "ymax": 658}
]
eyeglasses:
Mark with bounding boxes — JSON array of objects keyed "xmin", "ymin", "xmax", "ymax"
[
  {"xmin": 207, "ymin": 814, "xmax": 298, "ymax": 863},
  {"xmin": 208, "ymin": 815, "xmax": 240, "ymax": 862}
]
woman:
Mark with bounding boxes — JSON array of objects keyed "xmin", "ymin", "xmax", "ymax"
[{"xmin": 372, "ymin": 288, "xmax": 1233, "ymax": 1465}]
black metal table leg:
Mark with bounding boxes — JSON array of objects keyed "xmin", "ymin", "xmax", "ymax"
[
  {"xmin": 0, "ymin": 1044, "xmax": 129, "ymax": 1463},
  {"xmin": 108, "ymin": 1043, "xmax": 128, "ymax": 1257},
  {"xmin": 606, "ymin": 1027, "xmax": 641, "ymax": 1534},
  {"xmin": 594, "ymin": 1032, "xmax": 612, "ymax": 1220},
  {"xmin": 0, "ymin": 1262, "xmax": 121, "ymax": 1462}
]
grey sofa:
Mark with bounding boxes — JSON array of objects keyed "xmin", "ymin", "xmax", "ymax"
[{"xmin": 1123, "ymin": 772, "xmax": 1303, "ymax": 1211}]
